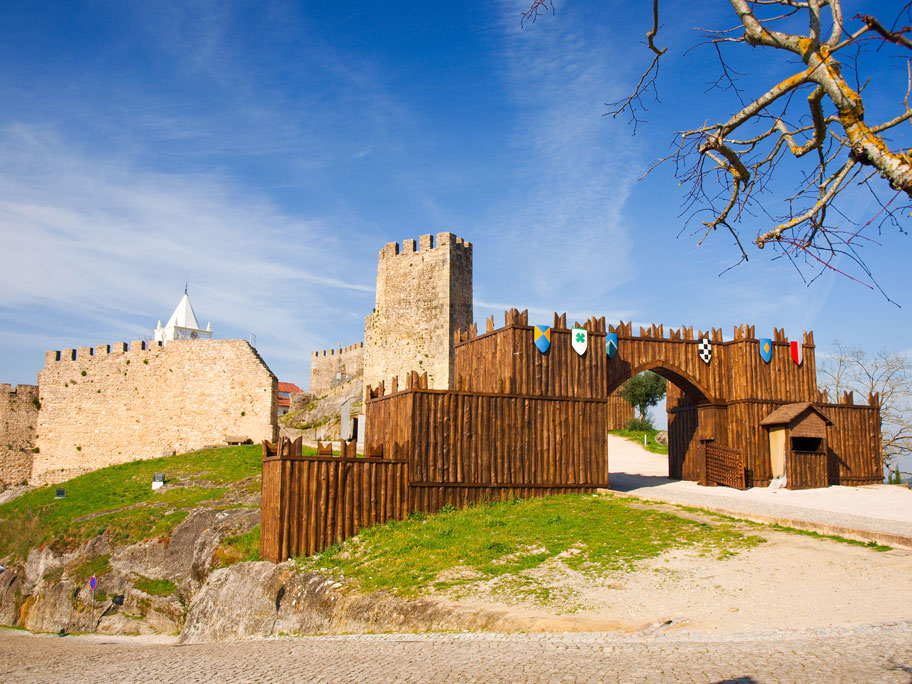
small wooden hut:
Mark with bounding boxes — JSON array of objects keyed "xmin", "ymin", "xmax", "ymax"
[{"xmin": 760, "ymin": 403, "xmax": 833, "ymax": 489}]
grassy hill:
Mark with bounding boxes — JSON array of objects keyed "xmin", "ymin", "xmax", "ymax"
[
  {"xmin": 301, "ymin": 494, "xmax": 766, "ymax": 598},
  {"xmin": 0, "ymin": 444, "xmax": 286, "ymax": 561}
]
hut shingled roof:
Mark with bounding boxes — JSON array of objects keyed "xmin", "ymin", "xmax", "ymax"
[{"xmin": 760, "ymin": 402, "xmax": 833, "ymax": 427}]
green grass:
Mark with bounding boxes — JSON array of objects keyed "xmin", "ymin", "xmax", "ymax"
[
  {"xmin": 300, "ymin": 494, "xmax": 765, "ymax": 596},
  {"xmin": 671, "ymin": 503, "xmax": 893, "ymax": 551},
  {"xmin": 132, "ymin": 575, "xmax": 177, "ymax": 596},
  {"xmin": 609, "ymin": 429, "xmax": 669, "ymax": 455},
  {"xmin": 69, "ymin": 554, "xmax": 111, "ymax": 583},
  {"xmin": 0, "ymin": 444, "xmax": 267, "ymax": 561},
  {"xmin": 770, "ymin": 524, "xmax": 892, "ymax": 552},
  {"xmin": 213, "ymin": 526, "xmax": 262, "ymax": 567}
]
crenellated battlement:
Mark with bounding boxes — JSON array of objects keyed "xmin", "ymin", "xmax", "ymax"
[
  {"xmin": 310, "ymin": 341, "xmax": 365, "ymax": 394},
  {"xmin": 33, "ymin": 339, "xmax": 277, "ymax": 486},
  {"xmin": 0, "ymin": 383, "xmax": 38, "ymax": 396},
  {"xmin": 378, "ymin": 232, "xmax": 472, "ymax": 262},
  {"xmin": 365, "ymin": 232, "xmax": 473, "ymax": 393},
  {"xmin": 456, "ymin": 311, "xmax": 816, "ymax": 350},
  {"xmin": 311, "ymin": 342, "xmax": 364, "ymax": 358},
  {"xmin": 44, "ymin": 340, "xmax": 165, "ymax": 364}
]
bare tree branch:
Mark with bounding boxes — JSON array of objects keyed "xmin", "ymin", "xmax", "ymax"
[{"xmin": 523, "ymin": 0, "xmax": 912, "ymax": 292}]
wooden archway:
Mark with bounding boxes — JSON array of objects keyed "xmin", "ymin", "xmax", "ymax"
[{"xmin": 452, "ymin": 310, "xmax": 852, "ymax": 487}]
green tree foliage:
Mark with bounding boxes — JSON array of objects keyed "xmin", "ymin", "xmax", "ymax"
[{"xmin": 618, "ymin": 371, "xmax": 667, "ymax": 424}]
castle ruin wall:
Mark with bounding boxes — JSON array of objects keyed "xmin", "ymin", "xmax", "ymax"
[
  {"xmin": 33, "ymin": 339, "xmax": 277, "ymax": 485},
  {"xmin": 310, "ymin": 342, "xmax": 364, "ymax": 394},
  {"xmin": 364, "ymin": 232, "xmax": 472, "ymax": 393},
  {"xmin": 0, "ymin": 384, "xmax": 39, "ymax": 486}
]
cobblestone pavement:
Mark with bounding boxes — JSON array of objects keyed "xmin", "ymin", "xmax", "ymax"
[{"xmin": 3, "ymin": 623, "xmax": 911, "ymax": 684}]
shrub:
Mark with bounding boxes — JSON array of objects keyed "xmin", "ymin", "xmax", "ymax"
[{"xmin": 626, "ymin": 417, "xmax": 654, "ymax": 432}]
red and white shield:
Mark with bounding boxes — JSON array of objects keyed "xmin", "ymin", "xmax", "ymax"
[{"xmin": 790, "ymin": 340, "xmax": 803, "ymax": 366}]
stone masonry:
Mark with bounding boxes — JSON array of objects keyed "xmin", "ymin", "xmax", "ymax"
[
  {"xmin": 32, "ymin": 339, "xmax": 278, "ymax": 485},
  {"xmin": 363, "ymin": 233, "xmax": 472, "ymax": 392},
  {"xmin": 310, "ymin": 342, "xmax": 364, "ymax": 394},
  {"xmin": 0, "ymin": 384, "xmax": 39, "ymax": 487}
]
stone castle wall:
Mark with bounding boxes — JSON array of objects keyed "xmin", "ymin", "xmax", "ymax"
[
  {"xmin": 310, "ymin": 342, "xmax": 364, "ymax": 394},
  {"xmin": 363, "ymin": 233, "xmax": 472, "ymax": 393},
  {"xmin": 0, "ymin": 384, "xmax": 39, "ymax": 486},
  {"xmin": 33, "ymin": 340, "xmax": 277, "ymax": 485}
]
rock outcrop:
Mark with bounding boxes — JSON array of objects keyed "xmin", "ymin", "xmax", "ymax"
[
  {"xmin": 179, "ymin": 561, "xmax": 591, "ymax": 643},
  {"xmin": 0, "ymin": 507, "xmax": 258, "ymax": 636}
]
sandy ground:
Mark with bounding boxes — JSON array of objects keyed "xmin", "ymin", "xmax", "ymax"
[
  {"xmin": 433, "ymin": 437, "xmax": 912, "ymax": 635},
  {"xmin": 440, "ymin": 510, "xmax": 912, "ymax": 635}
]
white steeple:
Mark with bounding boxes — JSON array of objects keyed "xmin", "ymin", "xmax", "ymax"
[
  {"xmin": 165, "ymin": 293, "xmax": 201, "ymax": 330},
  {"xmin": 154, "ymin": 289, "xmax": 213, "ymax": 344}
]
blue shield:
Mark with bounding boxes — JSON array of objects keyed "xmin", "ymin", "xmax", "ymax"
[
  {"xmin": 606, "ymin": 332, "xmax": 618, "ymax": 359},
  {"xmin": 534, "ymin": 325, "xmax": 551, "ymax": 353},
  {"xmin": 758, "ymin": 338, "xmax": 773, "ymax": 363}
]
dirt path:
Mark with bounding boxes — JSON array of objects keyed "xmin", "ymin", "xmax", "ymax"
[{"xmin": 606, "ymin": 434, "xmax": 912, "ymax": 547}]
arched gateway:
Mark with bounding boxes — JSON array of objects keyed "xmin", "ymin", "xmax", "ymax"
[
  {"xmin": 449, "ymin": 309, "xmax": 880, "ymax": 489},
  {"xmin": 261, "ymin": 308, "xmax": 883, "ymax": 561}
]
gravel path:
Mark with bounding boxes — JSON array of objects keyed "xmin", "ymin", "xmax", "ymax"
[
  {"xmin": 606, "ymin": 435, "xmax": 912, "ymax": 548},
  {"xmin": 2, "ymin": 624, "xmax": 911, "ymax": 683}
]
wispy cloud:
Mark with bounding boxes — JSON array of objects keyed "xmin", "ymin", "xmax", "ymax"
[
  {"xmin": 474, "ymin": 299, "xmax": 635, "ymax": 325},
  {"xmin": 0, "ymin": 125, "xmax": 374, "ymax": 382},
  {"xmin": 478, "ymin": 1, "xmax": 642, "ymax": 309}
]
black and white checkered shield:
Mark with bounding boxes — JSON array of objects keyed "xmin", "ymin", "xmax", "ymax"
[{"xmin": 698, "ymin": 337, "xmax": 712, "ymax": 364}]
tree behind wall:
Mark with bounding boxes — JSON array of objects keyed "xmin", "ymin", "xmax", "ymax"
[
  {"xmin": 818, "ymin": 341, "xmax": 911, "ymax": 470},
  {"xmin": 618, "ymin": 371, "xmax": 667, "ymax": 427}
]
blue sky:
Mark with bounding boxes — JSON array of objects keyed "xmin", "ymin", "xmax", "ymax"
[{"xmin": 1, "ymin": 0, "xmax": 909, "ymax": 409}]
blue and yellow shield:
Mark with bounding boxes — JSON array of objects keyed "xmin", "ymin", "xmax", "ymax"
[
  {"xmin": 534, "ymin": 325, "xmax": 551, "ymax": 353},
  {"xmin": 606, "ymin": 332, "xmax": 618, "ymax": 359},
  {"xmin": 758, "ymin": 338, "xmax": 773, "ymax": 363}
]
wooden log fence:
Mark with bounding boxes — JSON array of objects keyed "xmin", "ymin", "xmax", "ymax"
[
  {"xmin": 366, "ymin": 386, "xmax": 611, "ymax": 514},
  {"xmin": 261, "ymin": 308, "xmax": 884, "ymax": 562},
  {"xmin": 260, "ymin": 436, "xmax": 407, "ymax": 562}
]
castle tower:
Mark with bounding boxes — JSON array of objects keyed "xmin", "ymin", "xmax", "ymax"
[
  {"xmin": 153, "ymin": 291, "xmax": 213, "ymax": 343},
  {"xmin": 363, "ymin": 233, "xmax": 472, "ymax": 392}
]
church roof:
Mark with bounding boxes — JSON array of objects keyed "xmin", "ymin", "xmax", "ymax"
[{"xmin": 164, "ymin": 293, "xmax": 202, "ymax": 331}]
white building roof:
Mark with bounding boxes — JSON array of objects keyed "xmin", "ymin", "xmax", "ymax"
[{"xmin": 164, "ymin": 293, "xmax": 201, "ymax": 331}]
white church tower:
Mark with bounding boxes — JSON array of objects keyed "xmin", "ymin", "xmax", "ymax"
[{"xmin": 153, "ymin": 289, "xmax": 213, "ymax": 343}]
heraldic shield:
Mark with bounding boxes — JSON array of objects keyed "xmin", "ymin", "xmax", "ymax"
[
  {"xmin": 606, "ymin": 332, "xmax": 618, "ymax": 359},
  {"xmin": 698, "ymin": 337, "xmax": 712, "ymax": 364},
  {"xmin": 533, "ymin": 325, "xmax": 551, "ymax": 353},
  {"xmin": 571, "ymin": 327, "xmax": 588, "ymax": 356},
  {"xmin": 790, "ymin": 340, "xmax": 803, "ymax": 366},
  {"xmin": 758, "ymin": 338, "xmax": 773, "ymax": 363}
]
